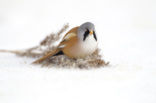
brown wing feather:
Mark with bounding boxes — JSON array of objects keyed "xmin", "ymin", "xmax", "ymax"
[
  {"xmin": 61, "ymin": 26, "xmax": 79, "ymax": 41},
  {"xmin": 32, "ymin": 26, "xmax": 79, "ymax": 64},
  {"xmin": 63, "ymin": 26, "xmax": 79, "ymax": 38},
  {"xmin": 58, "ymin": 26, "xmax": 79, "ymax": 48}
]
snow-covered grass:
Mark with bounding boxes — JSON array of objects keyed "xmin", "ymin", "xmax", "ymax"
[{"xmin": 0, "ymin": 0, "xmax": 156, "ymax": 103}]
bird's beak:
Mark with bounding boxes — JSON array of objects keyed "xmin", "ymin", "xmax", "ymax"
[{"xmin": 89, "ymin": 30, "xmax": 93, "ymax": 35}]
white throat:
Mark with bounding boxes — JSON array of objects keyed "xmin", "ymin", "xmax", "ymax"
[{"xmin": 79, "ymin": 35, "xmax": 98, "ymax": 56}]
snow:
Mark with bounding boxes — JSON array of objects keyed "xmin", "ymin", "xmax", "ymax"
[{"xmin": 0, "ymin": 0, "xmax": 156, "ymax": 103}]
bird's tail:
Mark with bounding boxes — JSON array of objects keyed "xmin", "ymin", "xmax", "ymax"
[
  {"xmin": 32, "ymin": 49, "xmax": 61, "ymax": 64},
  {"xmin": 0, "ymin": 49, "xmax": 62, "ymax": 64}
]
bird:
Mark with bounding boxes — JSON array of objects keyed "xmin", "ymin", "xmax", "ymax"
[{"xmin": 33, "ymin": 22, "xmax": 98, "ymax": 64}]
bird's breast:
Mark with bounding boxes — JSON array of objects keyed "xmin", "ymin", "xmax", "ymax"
[
  {"xmin": 63, "ymin": 35, "xmax": 98, "ymax": 58},
  {"xmin": 79, "ymin": 35, "xmax": 98, "ymax": 55}
]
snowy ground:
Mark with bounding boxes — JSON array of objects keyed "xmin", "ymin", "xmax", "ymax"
[{"xmin": 0, "ymin": 0, "xmax": 156, "ymax": 103}]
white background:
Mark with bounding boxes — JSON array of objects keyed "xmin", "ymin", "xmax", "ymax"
[{"xmin": 0, "ymin": 0, "xmax": 156, "ymax": 103}]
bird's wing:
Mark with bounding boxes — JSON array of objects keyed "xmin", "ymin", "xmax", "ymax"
[
  {"xmin": 58, "ymin": 26, "xmax": 79, "ymax": 48},
  {"xmin": 63, "ymin": 26, "xmax": 79, "ymax": 40},
  {"xmin": 32, "ymin": 26, "xmax": 79, "ymax": 64}
]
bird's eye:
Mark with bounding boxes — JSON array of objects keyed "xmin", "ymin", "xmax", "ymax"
[
  {"xmin": 85, "ymin": 29, "xmax": 89, "ymax": 35},
  {"xmin": 83, "ymin": 29, "xmax": 90, "ymax": 41}
]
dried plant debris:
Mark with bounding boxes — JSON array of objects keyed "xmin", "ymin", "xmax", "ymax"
[
  {"xmin": 0, "ymin": 24, "xmax": 109, "ymax": 69},
  {"xmin": 13, "ymin": 24, "xmax": 69, "ymax": 58},
  {"xmin": 41, "ymin": 49, "xmax": 109, "ymax": 69}
]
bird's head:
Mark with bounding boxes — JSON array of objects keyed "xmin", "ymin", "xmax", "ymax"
[{"xmin": 77, "ymin": 22, "xmax": 97, "ymax": 41}]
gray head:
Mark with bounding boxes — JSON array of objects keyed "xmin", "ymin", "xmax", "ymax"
[{"xmin": 77, "ymin": 22, "xmax": 97, "ymax": 41}]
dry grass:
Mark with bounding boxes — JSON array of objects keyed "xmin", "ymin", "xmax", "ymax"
[{"xmin": 0, "ymin": 24, "xmax": 109, "ymax": 69}]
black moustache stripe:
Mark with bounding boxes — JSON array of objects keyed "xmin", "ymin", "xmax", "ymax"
[
  {"xmin": 83, "ymin": 29, "xmax": 89, "ymax": 41},
  {"xmin": 93, "ymin": 31, "xmax": 97, "ymax": 41},
  {"xmin": 83, "ymin": 30, "xmax": 97, "ymax": 41}
]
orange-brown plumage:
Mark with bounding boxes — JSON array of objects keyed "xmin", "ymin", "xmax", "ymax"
[
  {"xmin": 33, "ymin": 22, "xmax": 98, "ymax": 64},
  {"xmin": 33, "ymin": 27, "xmax": 79, "ymax": 64}
]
